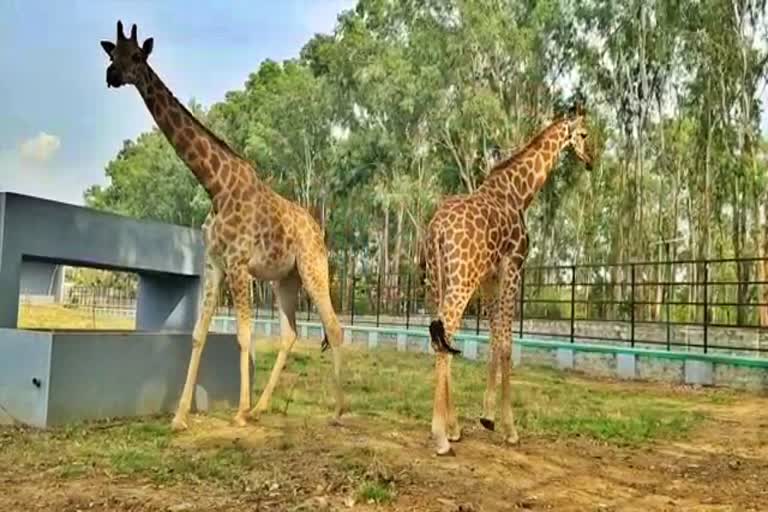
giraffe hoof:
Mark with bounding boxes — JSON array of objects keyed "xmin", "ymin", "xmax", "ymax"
[
  {"xmin": 480, "ymin": 418, "xmax": 495, "ymax": 431},
  {"xmin": 232, "ymin": 413, "xmax": 248, "ymax": 427},
  {"xmin": 170, "ymin": 417, "xmax": 188, "ymax": 432},
  {"xmin": 505, "ymin": 431, "xmax": 520, "ymax": 446},
  {"xmin": 436, "ymin": 446, "xmax": 456, "ymax": 457},
  {"xmin": 328, "ymin": 416, "xmax": 344, "ymax": 427},
  {"xmin": 448, "ymin": 428, "xmax": 462, "ymax": 442}
]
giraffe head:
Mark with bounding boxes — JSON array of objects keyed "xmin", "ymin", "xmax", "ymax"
[
  {"xmin": 565, "ymin": 102, "xmax": 594, "ymax": 170},
  {"xmin": 100, "ymin": 21, "xmax": 154, "ymax": 88}
]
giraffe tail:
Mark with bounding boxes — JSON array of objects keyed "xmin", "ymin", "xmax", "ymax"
[
  {"xmin": 429, "ymin": 319, "xmax": 461, "ymax": 355},
  {"xmin": 427, "ymin": 233, "xmax": 461, "ymax": 355}
]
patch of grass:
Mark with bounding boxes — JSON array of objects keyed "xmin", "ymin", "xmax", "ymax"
[
  {"xmin": 1, "ymin": 340, "xmax": 724, "ymax": 490},
  {"xmin": 17, "ymin": 304, "xmax": 134, "ymax": 330},
  {"xmin": 109, "ymin": 447, "xmax": 163, "ymax": 475},
  {"xmin": 254, "ymin": 343, "xmax": 709, "ymax": 446},
  {"xmin": 357, "ymin": 480, "xmax": 395, "ymax": 504}
]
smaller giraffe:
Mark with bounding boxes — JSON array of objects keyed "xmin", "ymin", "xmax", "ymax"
[
  {"xmin": 422, "ymin": 104, "xmax": 594, "ymax": 455},
  {"xmin": 100, "ymin": 21, "xmax": 347, "ymax": 431}
]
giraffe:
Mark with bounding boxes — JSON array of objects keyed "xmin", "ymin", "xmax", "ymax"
[
  {"xmin": 100, "ymin": 21, "xmax": 346, "ymax": 431},
  {"xmin": 422, "ymin": 103, "xmax": 594, "ymax": 455}
]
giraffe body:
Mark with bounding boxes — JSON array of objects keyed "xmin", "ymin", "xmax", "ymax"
[
  {"xmin": 423, "ymin": 105, "xmax": 594, "ymax": 455},
  {"xmin": 101, "ymin": 21, "xmax": 346, "ymax": 431}
]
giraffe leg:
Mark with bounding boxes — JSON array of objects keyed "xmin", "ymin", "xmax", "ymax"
[
  {"xmin": 251, "ymin": 269, "xmax": 300, "ymax": 418},
  {"xmin": 298, "ymin": 255, "xmax": 347, "ymax": 422},
  {"xmin": 172, "ymin": 257, "xmax": 223, "ymax": 432},
  {"xmin": 429, "ymin": 286, "xmax": 475, "ymax": 456},
  {"xmin": 479, "ymin": 276, "xmax": 501, "ymax": 432},
  {"xmin": 228, "ymin": 266, "xmax": 254, "ymax": 427},
  {"xmin": 445, "ymin": 354, "xmax": 461, "ymax": 442},
  {"xmin": 496, "ymin": 260, "xmax": 522, "ymax": 445}
]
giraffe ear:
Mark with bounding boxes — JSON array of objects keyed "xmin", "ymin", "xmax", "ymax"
[
  {"xmin": 100, "ymin": 41, "xmax": 116, "ymax": 57},
  {"xmin": 142, "ymin": 38, "xmax": 154, "ymax": 57}
]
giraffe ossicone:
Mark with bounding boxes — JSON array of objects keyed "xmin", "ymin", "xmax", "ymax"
[
  {"xmin": 100, "ymin": 20, "xmax": 348, "ymax": 431},
  {"xmin": 422, "ymin": 105, "xmax": 595, "ymax": 455}
]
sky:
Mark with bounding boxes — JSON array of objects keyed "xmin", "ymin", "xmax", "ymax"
[
  {"xmin": 0, "ymin": 0, "xmax": 355, "ymax": 206},
  {"xmin": 1, "ymin": 2, "xmax": 766, "ymax": 208}
]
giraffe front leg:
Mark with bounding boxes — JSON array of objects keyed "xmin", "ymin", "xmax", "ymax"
[
  {"xmin": 480, "ymin": 279, "xmax": 501, "ymax": 432},
  {"xmin": 480, "ymin": 339, "xmax": 500, "ymax": 432},
  {"xmin": 251, "ymin": 271, "xmax": 300, "ymax": 418},
  {"xmin": 228, "ymin": 266, "xmax": 253, "ymax": 427},
  {"xmin": 497, "ymin": 262, "xmax": 522, "ymax": 445},
  {"xmin": 500, "ymin": 335, "xmax": 519, "ymax": 445},
  {"xmin": 172, "ymin": 257, "xmax": 222, "ymax": 432}
]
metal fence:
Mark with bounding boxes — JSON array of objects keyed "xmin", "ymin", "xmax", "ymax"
[{"xmin": 60, "ymin": 256, "xmax": 768, "ymax": 356}]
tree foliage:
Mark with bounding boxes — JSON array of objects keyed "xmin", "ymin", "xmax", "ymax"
[{"xmin": 86, "ymin": 0, "xmax": 768, "ymax": 317}]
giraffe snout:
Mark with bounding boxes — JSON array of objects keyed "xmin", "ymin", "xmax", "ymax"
[{"xmin": 106, "ymin": 66, "xmax": 123, "ymax": 88}]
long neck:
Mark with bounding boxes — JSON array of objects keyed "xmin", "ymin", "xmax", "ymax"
[
  {"xmin": 478, "ymin": 121, "xmax": 570, "ymax": 210},
  {"xmin": 132, "ymin": 65, "xmax": 254, "ymax": 201}
]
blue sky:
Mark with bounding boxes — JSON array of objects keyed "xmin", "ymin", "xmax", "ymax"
[{"xmin": 0, "ymin": 0, "xmax": 355, "ymax": 205}]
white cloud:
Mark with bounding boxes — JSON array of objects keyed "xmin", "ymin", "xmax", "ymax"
[{"xmin": 19, "ymin": 132, "xmax": 61, "ymax": 163}]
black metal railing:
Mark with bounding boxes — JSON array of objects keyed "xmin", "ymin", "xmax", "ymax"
[{"xmin": 57, "ymin": 256, "xmax": 768, "ymax": 356}]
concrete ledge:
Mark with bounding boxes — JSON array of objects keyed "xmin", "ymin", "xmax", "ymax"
[
  {"xmin": 368, "ymin": 331, "xmax": 379, "ymax": 349},
  {"xmin": 685, "ymin": 360, "xmax": 714, "ymax": 386},
  {"xmin": 241, "ymin": 319, "xmax": 768, "ymax": 393},
  {"xmin": 556, "ymin": 348, "xmax": 575, "ymax": 370},
  {"xmin": 1, "ymin": 328, "xmax": 240, "ymax": 427},
  {"xmin": 617, "ymin": 353, "xmax": 637, "ymax": 379}
]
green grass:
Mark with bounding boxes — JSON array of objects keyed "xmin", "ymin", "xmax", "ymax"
[
  {"xmin": 1, "ymin": 342, "xmax": 718, "ymax": 492},
  {"xmin": 357, "ymin": 481, "xmax": 395, "ymax": 504},
  {"xmin": 253, "ymin": 345, "xmax": 710, "ymax": 446}
]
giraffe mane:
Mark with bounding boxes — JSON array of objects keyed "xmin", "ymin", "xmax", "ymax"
[
  {"xmin": 487, "ymin": 116, "xmax": 569, "ymax": 175},
  {"xmin": 147, "ymin": 64, "xmax": 245, "ymax": 164}
]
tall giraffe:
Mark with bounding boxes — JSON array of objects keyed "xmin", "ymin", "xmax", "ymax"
[
  {"xmin": 422, "ymin": 103, "xmax": 594, "ymax": 455},
  {"xmin": 100, "ymin": 21, "xmax": 346, "ymax": 431}
]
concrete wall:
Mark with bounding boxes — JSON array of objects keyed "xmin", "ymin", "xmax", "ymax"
[
  {"xmin": 0, "ymin": 328, "xmax": 52, "ymax": 427},
  {"xmin": 19, "ymin": 261, "xmax": 64, "ymax": 297},
  {"xmin": 228, "ymin": 318, "xmax": 768, "ymax": 394},
  {"xmin": 0, "ymin": 330, "xmax": 241, "ymax": 427},
  {"xmin": 0, "ymin": 192, "xmax": 204, "ymax": 330},
  {"xmin": 46, "ymin": 332, "xmax": 240, "ymax": 425}
]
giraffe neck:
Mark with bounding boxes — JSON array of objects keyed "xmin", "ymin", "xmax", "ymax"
[
  {"xmin": 132, "ymin": 65, "xmax": 254, "ymax": 202},
  {"xmin": 478, "ymin": 120, "xmax": 569, "ymax": 210}
]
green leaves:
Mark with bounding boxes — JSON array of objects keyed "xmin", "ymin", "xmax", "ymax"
[{"xmin": 86, "ymin": 0, "xmax": 768, "ymax": 279}]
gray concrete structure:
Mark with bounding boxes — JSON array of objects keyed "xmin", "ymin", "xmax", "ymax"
[
  {"xmin": 238, "ymin": 318, "xmax": 768, "ymax": 393},
  {"xmin": 19, "ymin": 260, "xmax": 64, "ymax": 301},
  {"xmin": 0, "ymin": 329, "xmax": 240, "ymax": 427},
  {"xmin": 0, "ymin": 193, "xmax": 240, "ymax": 427},
  {"xmin": 0, "ymin": 192, "xmax": 203, "ymax": 330}
]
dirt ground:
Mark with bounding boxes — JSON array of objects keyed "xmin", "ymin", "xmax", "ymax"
[{"xmin": 2, "ymin": 345, "xmax": 767, "ymax": 512}]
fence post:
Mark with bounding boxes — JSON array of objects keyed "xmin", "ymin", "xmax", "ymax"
[
  {"xmin": 519, "ymin": 267, "xmax": 525, "ymax": 337},
  {"xmin": 405, "ymin": 273, "xmax": 412, "ymax": 330},
  {"xmin": 703, "ymin": 261, "xmax": 709, "ymax": 354},
  {"xmin": 475, "ymin": 296, "xmax": 481, "ymax": 335},
  {"xmin": 630, "ymin": 263, "xmax": 636, "ymax": 348},
  {"xmin": 375, "ymin": 269, "xmax": 382, "ymax": 328},
  {"xmin": 306, "ymin": 296, "xmax": 311, "ymax": 322},
  {"xmin": 350, "ymin": 265, "xmax": 357, "ymax": 326},
  {"xmin": 570, "ymin": 265, "xmax": 576, "ymax": 343}
]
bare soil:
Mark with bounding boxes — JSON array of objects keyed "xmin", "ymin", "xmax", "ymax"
[{"xmin": 2, "ymin": 341, "xmax": 767, "ymax": 512}]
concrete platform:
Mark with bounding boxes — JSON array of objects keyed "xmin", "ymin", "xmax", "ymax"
[{"xmin": 0, "ymin": 328, "xmax": 241, "ymax": 427}]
